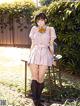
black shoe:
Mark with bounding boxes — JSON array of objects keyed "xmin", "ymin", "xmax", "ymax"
[
  {"xmin": 37, "ymin": 100, "xmax": 44, "ymax": 106},
  {"xmin": 33, "ymin": 99, "xmax": 38, "ymax": 106}
]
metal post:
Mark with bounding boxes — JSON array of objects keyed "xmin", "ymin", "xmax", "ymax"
[
  {"xmin": 21, "ymin": 60, "xmax": 27, "ymax": 97},
  {"xmin": 58, "ymin": 60, "xmax": 62, "ymax": 88},
  {"xmin": 52, "ymin": 64, "xmax": 56, "ymax": 87},
  {"xmin": 48, "ymin": 66, "xmax": 52, "ymax": 102},
  {"xmin": 25, "ymin": 61, "xmax": 27, "ymax": 97}
]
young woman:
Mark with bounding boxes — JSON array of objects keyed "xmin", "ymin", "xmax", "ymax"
[{"xmin": 28, "ymin": 12, "xmax": 57, "ymax": 106}]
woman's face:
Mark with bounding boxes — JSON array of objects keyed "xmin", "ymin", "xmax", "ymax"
[{"xmin": 37, "ymin": 19, "xmax": 45, "ymax": 27}]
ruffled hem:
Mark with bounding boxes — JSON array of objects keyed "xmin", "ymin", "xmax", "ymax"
[{"xmin": 27, "ymin": 47, "xmax": 53, "ymax": 66}]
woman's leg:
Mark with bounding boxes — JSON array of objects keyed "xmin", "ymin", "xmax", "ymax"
[
  {"xmin": 38, "ymin": 65, "xmax": 48, "ymax": 83},
  {"xmin": 29, "ymin": 64, "xmax": 39, "ymax": 81},
  {"xmin": 29, "ymin": 64, "xmax": 39, "ymax": 106},
  {"xmin": 37, "ymin": 65, "xmax": 48, "ymax": 105}
]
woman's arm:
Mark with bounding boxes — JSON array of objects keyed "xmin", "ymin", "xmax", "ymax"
[
  {"xmin": 30, "ymin": 40, "xmax": 35, "ymax": 50},
  {"xmin": 48, "ymin": 27, "xmax": 57, "ymax": 55},
  {"xmin": 29, "ymin": 26, "xmax": 35, "ymax": 52}
]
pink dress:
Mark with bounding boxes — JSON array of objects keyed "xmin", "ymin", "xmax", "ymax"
[{"xmin": 27, "ymin": 25, "xmax": 57, "ymax": 66}]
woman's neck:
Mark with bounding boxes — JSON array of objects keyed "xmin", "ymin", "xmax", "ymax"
[
  {"xmin": 38, "ymin": 25, "xmax": 47, "ymax": 33},
  {"xmin": 38, "ymin": 25, "xmax": 46, "ymax": 28}
]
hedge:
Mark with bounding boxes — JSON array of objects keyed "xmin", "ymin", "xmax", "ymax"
[
  {"xmin": 33, "ymin": 2, "xmax": 80, "ymax": 74},
  {"xmin": 0, "ymin": 0, "xmax": 35, "ymax": 29}
]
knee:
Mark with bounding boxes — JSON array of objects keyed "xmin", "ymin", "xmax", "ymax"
[
  {"xmin": 38, "ymin": 75, "xmax": 45, "ymax": 83},
  {"xmin": 38, "ymin": 70, "xmax": 48, "ymax": 83},
  {"xmin": 32, "ymin": 74, "xmax": 38, "ymax": 81}
]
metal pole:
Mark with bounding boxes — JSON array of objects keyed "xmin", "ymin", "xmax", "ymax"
[
  {"xmin": 21, "ymin": 60, "xmax": 27, "ymax": 97},
  {"xmin": 25, "ymin": 61, "xmax": 27, "ymax": 97}
]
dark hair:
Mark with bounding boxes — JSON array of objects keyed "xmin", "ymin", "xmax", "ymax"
[{"xmin": 35, "ymin": 12, "xmax": 48, "ymax": 26}]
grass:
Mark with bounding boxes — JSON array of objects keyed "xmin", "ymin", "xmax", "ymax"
[
  {"xmin": 0, "ymin": 47, "xmax": 31, "ymax": 93},
  {"xmin": 0, "ymin": 47, "xmax": 80, "ymax": 106}
]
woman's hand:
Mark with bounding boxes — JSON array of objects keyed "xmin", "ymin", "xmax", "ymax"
[
  {"xmin": 48, "ymin": 45, "xmax": 54, "ymax": 56},
  {"xmin": 48, "ymin": 39, "xmax": 54, "ymax": 55}
]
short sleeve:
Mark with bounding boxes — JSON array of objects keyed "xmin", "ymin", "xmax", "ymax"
[
  {"xmin": 29, "ymin": 26, "xmax": 35, "ymax": 39},
  {"xmin": 50, "ymin": 27, "xmax": 57, "ymax": 41}
]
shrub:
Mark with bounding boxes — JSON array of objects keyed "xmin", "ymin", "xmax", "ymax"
[{"xmin": 33, "ymin": 2, "xmax": 80, "ymax": 74}]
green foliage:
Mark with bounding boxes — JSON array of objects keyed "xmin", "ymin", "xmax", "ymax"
[
  {"xmin": 32, "ymin": 6, "xmax": 48, "ymax": 25},
  {"xmin": 0, "ymin": 0, "xmax": 35, "ymax": 16},
  {"xmin": 64, "ymin": 98, "xmax": 80, "ymax": 106},
  {"xmin": 47, "ymin": 2, "xmax": 80, "ymax": 74},
  {"xmin": 33, "ymin": 5, "xmax": 48, "ymax": 15},
  {"xmin": 39, "ymin": 0, "xmax": 53, "ymax": 6},
  {"xmin": 43, "ymin": 67, "xmax": 80, "ymax": 101},
  {"xmin": 34, "ymin": 2, "xmax": 80, "ymax": 74},
  {"xmin": 0, "ymin": 0, "xmax": 35, "ymax": 31}
]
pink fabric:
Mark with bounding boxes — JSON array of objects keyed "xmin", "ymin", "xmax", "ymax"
[{"xmin": 27, "ymin": 25, "xmax": 57, "ymax": 66}]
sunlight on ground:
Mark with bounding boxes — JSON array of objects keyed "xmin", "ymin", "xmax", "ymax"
[
  {"xmin": 0, "ymin": 47, "xmax": 31, "ymax": 90},
  {"xmin": 0, "ymin": 0, "xmax": 37, "ymax": 4},
  {"xmin": 0, "ymin": 47, "xmax": 30, "ymax": 66},
  {"xmin": 0, "ymin": 0, "xmax": 12, "ymax": 3}
]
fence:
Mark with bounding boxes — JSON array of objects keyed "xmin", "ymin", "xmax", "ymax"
[{"xmin": 0, "ymin": 16, "xmax": 31, "ymax": 48}]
